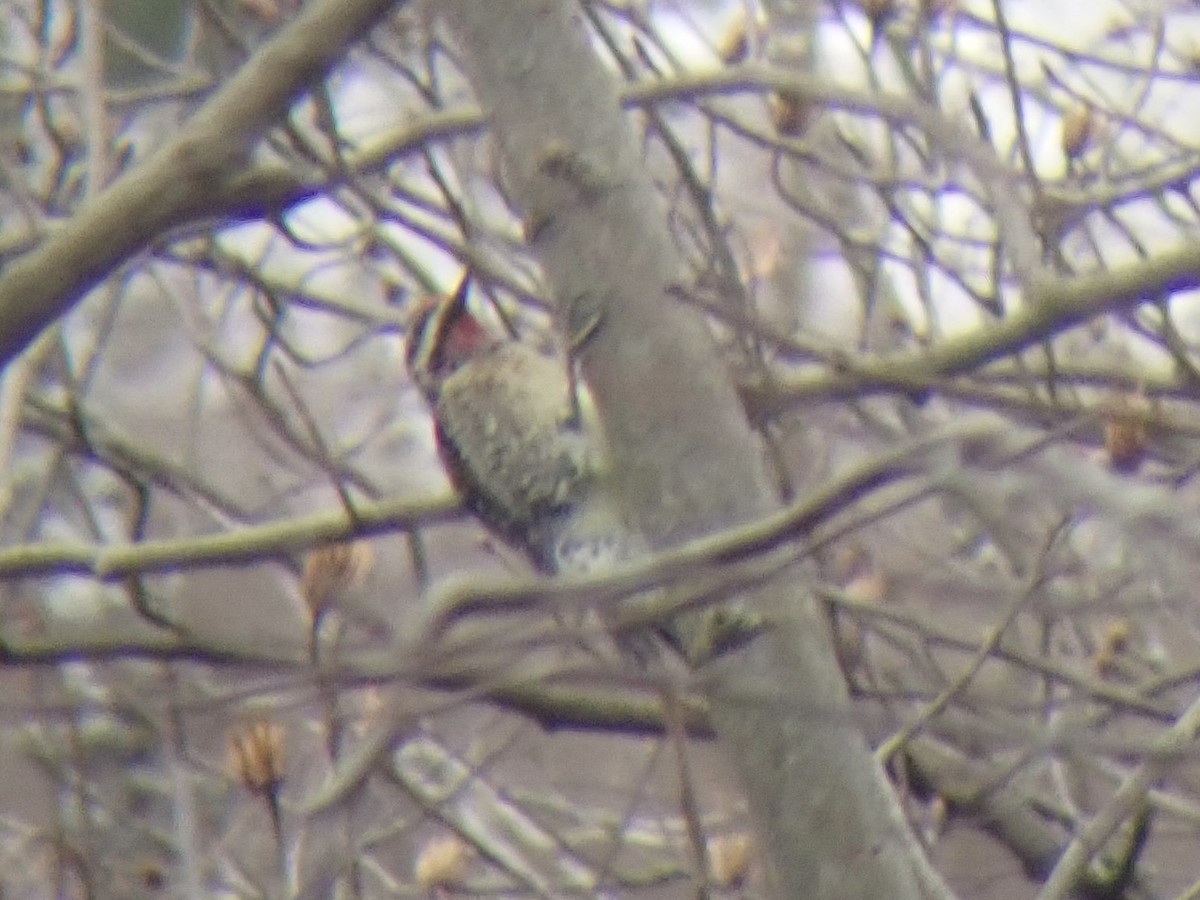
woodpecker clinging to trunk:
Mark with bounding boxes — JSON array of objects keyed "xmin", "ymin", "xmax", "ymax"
[
  {"xmin": 405, "ymin": 276, "xmax": 762, "ymax": 664},
  {"xmin": 405, "ymin": 274, "xmax": 670, "ymax": 659},
  {"xmin": 405, "ymin": 274, "xmax": 632, "ymax": 586}
]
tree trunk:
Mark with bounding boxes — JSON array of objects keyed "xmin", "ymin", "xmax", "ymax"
[{"xmin": 440, "ymin": 3, "xmax": 953, "ymax": 897}]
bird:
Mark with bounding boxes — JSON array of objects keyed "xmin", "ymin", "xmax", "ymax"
[{"xmin": 404, "ymin": 274, "xmax": 664, "ymax": 662}]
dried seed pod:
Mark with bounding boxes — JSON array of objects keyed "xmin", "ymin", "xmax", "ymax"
[
  {"xmin": 707, "ymin": 832, "xmax": 753, "ymax": 889},
  {"xmin": 302, "ymin": 540, "xmax": 374, "ymax": 618},
  {"xmin": 1061, "ymin": 102, "xmax": 1097, "ymax": 160},
  {"xmin": 1093, "ymin": 617, "xmax": 1133, "ymax": 676},
  {"xmin": 228, "ymin": 719, "xmax": 285, "ymax": 794},
  {"xmin": 1103, "ymin": 413, "xmax": 1147, "ymax": 473},
  {"xmin": 843, "ymin": 570, "xmax": 888, "ymax": 605},
  {"xmin": 414, "ymin": 834, "xmax": 470, "ymax": 890},
  {"xmin": 717, "ymin": 9, "xmax": 750, "ymax": 64},
  {"xmin": 744, "ymin": 223, "xmax": 783, "ymax": 282},
  {"xmin": 768, "ymin": 91, "xmax": 810, "ymax": 136},
  {"xmin": 1100, "ymin": 617, "xmax": 1132, "ymax": 655},
  {"xmin": 136, "ymin": 860, "xmax": 167, "ymax": 892},
  {"xmin": 834, "ymin": 556, "xmax": 885, "ymax": 674}
]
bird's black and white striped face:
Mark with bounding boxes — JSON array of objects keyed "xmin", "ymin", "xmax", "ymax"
[{"xmin": 404, "ymin": 273, "xmax": 495, "ymax": 399}]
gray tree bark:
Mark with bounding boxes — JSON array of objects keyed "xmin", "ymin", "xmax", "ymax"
[{"xmin": 440, "ymin": 3, "xmax": 954, "ymax": 897}]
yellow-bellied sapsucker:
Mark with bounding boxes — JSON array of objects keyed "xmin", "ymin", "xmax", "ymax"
[
  {"xmin": 407, "ymin": 277, "xmax": 762, "ymax": 665},
  {"xmin": 405, "ymin": 275, "xmax": 634, "ymax": 597}
]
